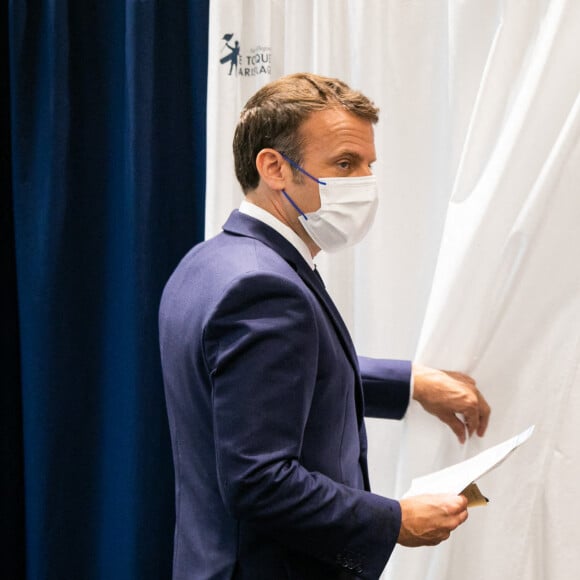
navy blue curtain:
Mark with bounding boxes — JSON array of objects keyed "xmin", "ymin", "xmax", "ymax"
[{"xmin": 5, "ymin": 2, "xmax": 210, "ymax": 578}]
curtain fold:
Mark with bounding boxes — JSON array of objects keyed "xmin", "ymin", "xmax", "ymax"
[
  {"xmin": 8, "ymin": 1, "xmax": 210, "ymax": 578},
  {"xmin": 388, "ymin": 3, "xmax": 580, "ymax": 578},
  {"xmin": 2, "ymin": 3, "xmax": 25, "ymax": 578}
]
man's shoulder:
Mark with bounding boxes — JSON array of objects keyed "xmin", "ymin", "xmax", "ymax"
[{"xmin": 169, "ymin": 227, "xmax": 296, "ymax": 286}]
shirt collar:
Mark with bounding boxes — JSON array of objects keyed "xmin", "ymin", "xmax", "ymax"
[{"xmin": 239, "ymin": 200, "xmax": 315, "ymax": 270}]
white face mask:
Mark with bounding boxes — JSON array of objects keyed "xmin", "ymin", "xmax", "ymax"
[{"xmin": 280, "ymin": 154, "xmax": 379, "ymax": 253}]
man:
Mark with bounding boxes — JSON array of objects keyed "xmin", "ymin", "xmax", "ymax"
[{"xmin": 159, "ymin": 72, "xmax": 490, "ymax": 579}]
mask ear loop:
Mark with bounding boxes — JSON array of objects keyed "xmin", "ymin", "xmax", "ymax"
[
  {"xmin": 278, "ymin": 152, "xmax": 327, "ymax": 221},
  {"xmin": 281, "ymin": 189, "xmax": 308, "ymax": 220},
  {"xmin": 279, "ymin": 152, "xmax": 327, "ymax": 186}
]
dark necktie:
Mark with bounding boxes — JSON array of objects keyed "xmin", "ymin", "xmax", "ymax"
[{"xmin": 313, "ymin": 265, "xmax": 325, "ymax": 288}]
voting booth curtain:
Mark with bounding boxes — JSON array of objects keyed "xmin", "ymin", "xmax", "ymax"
[
  {"xmin": 5, "ymin": 2, "xmax": 210, "ymax": 579},
  {"xmin": 206, "ymin": 1, "xmax": 580, "ymax": 579}
]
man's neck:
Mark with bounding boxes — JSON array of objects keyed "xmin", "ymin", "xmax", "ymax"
[{"xmin": 239, "ymin": 199, "xmax": 316, "ymax": 269}]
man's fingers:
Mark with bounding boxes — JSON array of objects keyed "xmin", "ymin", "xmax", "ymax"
[
  {"xmin": 442, "ymin": 412, "xmax": 467, "ymax": 443},
  {"xmin": 463, "ymin": 409, "xmax": 479, "ymax": 438},
  {"xmin": 455, "ymin": 379, "xmax": 491, "ymax": 439},
  {"xmin": 468, "ymin": 391, "xmax": 491, "ymax": 437},
  {"xmin": 476, "ymin": 397, "xmax": 491, "ymax": 436},
  {"xmin": 477, "ymin": 415, "xmax": 489, "ymax": 437}
]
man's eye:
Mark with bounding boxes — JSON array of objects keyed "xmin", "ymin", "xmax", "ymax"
[{"xmin": 338, "ymin": 161, "xmax": 350, "ymax": 169}]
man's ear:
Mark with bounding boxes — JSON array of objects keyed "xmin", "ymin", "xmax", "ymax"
[{"xmin": 255, "ymin": 148, "xmax": 290, "ymax": 190}]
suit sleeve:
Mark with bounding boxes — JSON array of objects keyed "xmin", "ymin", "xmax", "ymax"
[
  {"xmin": 203, "ymin": 272, "xmax": 401, "ymax": 579},
  {"xmin": 359, "ymin": 356, "xmax": 412, "ymax": 419}
]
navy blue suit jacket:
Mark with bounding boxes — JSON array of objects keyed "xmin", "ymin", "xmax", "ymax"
[{"xmin": 159, "ymin": 210, "xmax": 412, "ymax": 579}]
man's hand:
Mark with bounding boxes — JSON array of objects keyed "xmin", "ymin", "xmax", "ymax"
[
  {"xmin": 412, "ymin": 364, "xmax": 491, "ymax": 444},
  {"xmin": 398, "ymin": 494, "xmax": 468, "ymax": 547}
]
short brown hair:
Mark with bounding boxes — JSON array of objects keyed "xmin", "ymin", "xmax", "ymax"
[{"xmin": 233, "ymin": 72, "xmax": 379, "ymax": 192}]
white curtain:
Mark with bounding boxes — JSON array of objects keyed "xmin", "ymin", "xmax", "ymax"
[{"xmin": 206, "ymin": 1, "xmax": 580, "ymax": 578}]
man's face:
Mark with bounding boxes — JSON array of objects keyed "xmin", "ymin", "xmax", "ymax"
[{"xmin": 288, "ymin": 107, "xmax": 377, "ymax": 215}]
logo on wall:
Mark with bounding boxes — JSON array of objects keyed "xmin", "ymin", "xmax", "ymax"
[{"xmin": 219, "ymin": 33, "xmax": 271, "ymax": 77}]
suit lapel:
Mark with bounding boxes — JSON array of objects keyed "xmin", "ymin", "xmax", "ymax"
[{"xmin": 299, "ymin": 266, "xmax": 359, "ymax": 374}]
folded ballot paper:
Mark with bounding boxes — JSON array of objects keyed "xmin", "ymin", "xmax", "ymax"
[{"xmin": 403, "ymin": 425, "xmax": 535, "ymax": 507}]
